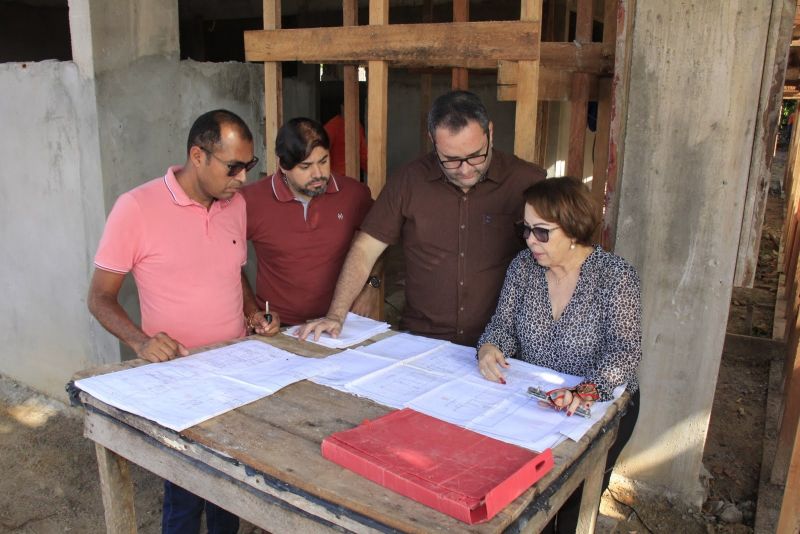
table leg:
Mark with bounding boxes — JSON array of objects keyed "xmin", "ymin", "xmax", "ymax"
[
  {"xmin": 95, "ymin": 442, "xmax": 137, "ymax": 534},
  {"xmin": 575, "ymin": 451, "xmax": 607, "ymax": 534}
]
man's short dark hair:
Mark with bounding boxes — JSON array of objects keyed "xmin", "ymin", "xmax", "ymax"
[
  {"xmin": 275, "ymin": 117, "xmax": 330, "ymax": 170},
  {"xmin": 427, "ymin": 90, "xmax": 490, "ymax": 137},
  {"xmin": 186, "ymin": 109, "xmax": 253, "ymax": 155}
]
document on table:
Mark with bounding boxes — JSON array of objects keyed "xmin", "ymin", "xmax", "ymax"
[
  {"xmin": 309, "ymin": 336, "xmax": 622, "ymax": 450},
  {"xmin": 283, "ymin": 312, "xmax": 390, "ymax": 348},
  {"xmin": 75, "ymin": 340, "xmax": 337, "ymax": 431}
]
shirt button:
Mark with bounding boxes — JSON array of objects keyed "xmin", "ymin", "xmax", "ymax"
[
  {"xmin": 459, "ymin": 281, "xmax": 464, "ymax": 286},
  {"xmin": 460, "ymin": 224, "xmax": 465, "ymax": 229},
  {"xmin": 460, "ymin": 252, "xmax": 464, "ymax": 257},
  {"xmin": 460, "ymin": 307, "xmax": 464, "ymax": 311},
  {"xmin": 459, "ymin": 330, "xmax": 464, "ymax": 334}
]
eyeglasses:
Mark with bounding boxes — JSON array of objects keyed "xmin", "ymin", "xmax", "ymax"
[
  {"xmin": 201, "ymin": 147, "xmax": 259, "ymax": 177},
  {"xmin": 434, "ymin": 134, "xmax": 490, "ymax": 170},
  {"xmin": 515, "ymin": 221, "xmax": 559, "ymax": 243}
]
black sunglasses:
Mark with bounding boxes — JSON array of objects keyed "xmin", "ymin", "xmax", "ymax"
[
  {"xmin": 515, "ymin": 221, "xmax": 558, "ymax": 243},
  {"xmin": 201, "ymin": 147, "xmax": 259, "ymax": 177},
  {"xmin": 434, "ymin": 134, "xmax": 490, "ymax": 170}
]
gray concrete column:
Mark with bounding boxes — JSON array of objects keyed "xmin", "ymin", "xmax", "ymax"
[{"xmin": 612, "ymin": 1, "xmax": 773, "ymax": 504}]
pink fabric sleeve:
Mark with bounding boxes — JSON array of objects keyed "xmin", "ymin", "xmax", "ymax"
[{"xmin": 93, "ymin": 193, "xmax": 144, "ymax": 274}]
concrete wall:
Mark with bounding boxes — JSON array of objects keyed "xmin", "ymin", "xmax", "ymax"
[
  {"xmin": 0, "ymin": 60, "xmax": 116, "ymax": 396},
  {"xmin": 613, "ymin": 0, "xmax": 772, "ymax": 504},
  {"xmin": 0, "ymin": 0, "xmax": 267, "ymax": 397}
]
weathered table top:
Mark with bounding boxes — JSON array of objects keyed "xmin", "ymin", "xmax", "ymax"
[{"xmin": 73, "ymin": 333, "xmax": 626, "ymax": 533}]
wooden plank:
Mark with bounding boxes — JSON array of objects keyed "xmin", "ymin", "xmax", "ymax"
[
  {"xmin": 567, "ymin": 72, "xmax": 590, "ymax": 177},
  {"xmin": 94, "ymin": 443, "xmax": 137, "ymax": 534},
  {"xmin": 776, "ymin": 386, "xmax": 800, "ymax": 532},
  {"xmin": 419, "ymin": 0, "xmax": 433, "ymax": 155},
  {"xmin": 733, "ymin": 0, "xmax": 795, "ymax": 286},
  {"xmin": 245, "ymin": 21, "xmax": 540, "ymax": 67},
  {"xmin": 514, "ymin": 0, "xmax": 542, "ymax": 163},
  {"xmin": 451, "ymin": 0, "xmax": 469, "ymax": 90},
  {"xmin": 263, "ymin": 0, "xmax": 282, "ymax": 173},
  {"xmin": 575, "ymin": 448, "xmax": 607, "ymax": 534},
  {"xmin": 575, "ymin": 0, "xmax": 594, "ymax": 43},
  {"xmin": 366, "ymin": 0, "xmax": 389, "ymax": 199},
  {"xmin": 497, "ymin": 63, "xmax": 599, "ymax": 102},
  {"xmin": 343, "ymin": 0, "xmax": 360, "ymax": 180}
]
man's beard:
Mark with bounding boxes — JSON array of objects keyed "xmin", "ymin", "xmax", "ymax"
[{"xmin": 298, "ymin": 176, "xmax": 329, "ymax": 197}]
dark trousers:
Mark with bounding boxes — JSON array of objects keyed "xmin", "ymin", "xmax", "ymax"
[
  {"xmin": 162, "ymin": 480, "xmax": 239, "ymax": 534},
  {"xmin": 545, "ymin": 388, "xmax": 641, "ymax": 533}
]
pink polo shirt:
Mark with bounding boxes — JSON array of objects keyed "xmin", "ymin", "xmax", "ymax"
[{"xmin": 94, "ymin": 166, "xmax": 247, "ymax": 349}]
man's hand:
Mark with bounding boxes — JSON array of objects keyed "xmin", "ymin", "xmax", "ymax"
[
  {"xmin": 249, "ymin": 310, "xmax": 281, "ymax": 337},
  {"xmin": 133, "ymin": 332, "xmax": 189, "ymax": 363},
  {"xmin": 477, "ymin": 343, "xmax": 510, "ymax": 384},
  {"xmin": 296, "ymin": 315, "xmax": 344, "ymax": 341}
]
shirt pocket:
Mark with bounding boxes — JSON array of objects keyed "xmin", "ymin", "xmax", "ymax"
[{"xmin": 478, "ymin": 213, "xmax": 519, "ymax": 271}]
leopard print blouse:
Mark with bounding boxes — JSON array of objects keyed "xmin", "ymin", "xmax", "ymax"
[{"xmin": 478, "ymin": 246, "xmax": 641, "ymax": 401}]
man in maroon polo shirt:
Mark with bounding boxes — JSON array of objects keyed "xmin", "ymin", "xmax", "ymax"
[
  {"xmin": 299, "ymin": 91, "xmax": 547, "ymax": 347},
  {"xmin": 241, "ymin": 117, "xmax": 376, "ymax": 325}
]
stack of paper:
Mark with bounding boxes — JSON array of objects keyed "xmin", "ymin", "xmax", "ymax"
[
  {"xmin": 284, "ymin": 312, "xmax": 390, "ymax": 348},
  {"xmin": 74, "ymin": 340, "xmax": 338, "ymax": 431}
]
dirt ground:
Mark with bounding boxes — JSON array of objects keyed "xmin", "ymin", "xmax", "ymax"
[{"xmin": 0, "ymin": 158, "xmax": 786, "ymax": 533}]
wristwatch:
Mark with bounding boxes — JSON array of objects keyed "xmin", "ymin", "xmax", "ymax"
[{"xmin": 367, "ymin": 275, "xmax": 381, "ymax": 289}]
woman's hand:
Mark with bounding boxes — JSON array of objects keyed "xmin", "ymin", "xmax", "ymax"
[
  {"xmin": 548, "ymin": 383, "xmax": 598, "ymax": 416},
  {"xmin": 477, "ymin": 343, "xmax": 510, "ymax": 384}
]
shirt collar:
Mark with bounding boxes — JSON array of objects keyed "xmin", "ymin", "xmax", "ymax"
[
  {"xmin": 162, "ymin": 165, "xmax": 234, "ymax": 209},
  {"xmin": 270, "ymin": 171, "xmax": 340, "ymax": 203}
]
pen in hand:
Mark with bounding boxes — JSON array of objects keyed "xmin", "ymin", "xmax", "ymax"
[{"xmin": 265, "ymin": 301, "xmax": 273, "ymax": 324}]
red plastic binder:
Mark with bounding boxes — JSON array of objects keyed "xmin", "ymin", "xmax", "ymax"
[{"xmin": 321, "ymin": 408, "xmax": 554, "ymax": 524}]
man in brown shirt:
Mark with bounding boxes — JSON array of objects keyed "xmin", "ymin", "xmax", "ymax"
[{"xmin": 299, "ymin": 90, "xmax": 546, "ymax": 346}]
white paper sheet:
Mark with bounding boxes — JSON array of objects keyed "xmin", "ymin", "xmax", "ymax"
[
  {"xmin": 283, "ymin": 312, "xmax": 390, "ymax": 348},
  {"xmin": 75, "ymin": 340, "xmax": 336, "ymax": 431},
  {"xmin": 309, "ymin": 349, "xmax": 397, "ymax": 387},
  {"xmin": 354, "ymin": 332, "xmax": 448, "ymax": 360}
]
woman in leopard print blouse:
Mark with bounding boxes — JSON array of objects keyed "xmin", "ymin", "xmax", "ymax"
[{"xmin": 476, "ymin": 176, "xmax": 641, "ymax": 533}]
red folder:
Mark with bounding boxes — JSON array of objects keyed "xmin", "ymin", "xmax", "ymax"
[{"xmin": 321, "ymin": 408, "xmax": 554, "ymax": 524}]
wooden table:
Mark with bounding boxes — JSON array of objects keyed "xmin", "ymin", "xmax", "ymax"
[{"xmin": 72, "ymin": 334, "xmax": 628, "ymax": 534}]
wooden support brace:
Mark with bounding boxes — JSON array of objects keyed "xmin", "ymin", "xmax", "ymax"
[
  {"xmin": 263, "ymin": 0, "xmax": 282, "ymax": 173},
  {"xmin": 94, "ymin": 443, "xmax": 137, "ymax": 534},
  {"xmin": 497, "ymin": 62, "xmax": 599, "ymax": 102},
  {"xmin": 451, "ymin": 0, "xmax": 469, "ymax": 90},
  {"xmin": 343, "ymin": 0, "xmax": 360, "ymax": 180},
  {"xmin": 513, "ymin": 0, "xmax": 542, "ymax": 163},
  {"xmin": 245, "ymin": 21, "xmax": 540, "ymax": 67}
]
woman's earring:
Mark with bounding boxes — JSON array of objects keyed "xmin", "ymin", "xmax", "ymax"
[{"xmin": 570, "ymin": 242, "xmax": 576, "ymax": 250}]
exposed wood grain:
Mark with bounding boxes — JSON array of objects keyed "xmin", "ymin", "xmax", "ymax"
[
  {"xmin": 244, "ymin": 21, "xmax": 540, "ymax": 65},
  {"xmin": 497, "ymin": 63, "xmax": 599, "ymax": 102},
  {"xmin": 513, "ymin": 0, "xmax": 542, "ymax": 163},
  {"xmin": 451, "ymin": 0, "xmax": 469, "ymax": 90},
  {"xmin": 263, "ymin": 0, "xmax": 282, "ymax": 173},
  {"xmin": 94, "ymin": 443, "xmax": 137, "ymax": 534},
  {"xmin": 567, "ymin": 72, "xmax": 590, "ymax": 177}
]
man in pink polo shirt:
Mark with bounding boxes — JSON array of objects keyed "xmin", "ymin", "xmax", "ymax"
[
  {"xmin": 241, "ymin": 117, "xmax": 377, "ymax": 325},
  {"xmin": 87, "ymin": 109, "xmax": 279, "ymax": 534}
]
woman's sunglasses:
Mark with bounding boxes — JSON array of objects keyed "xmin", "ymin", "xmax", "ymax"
[{"xmin": 515, "ymin": 221, "xmax": 557, "ymax": 243}]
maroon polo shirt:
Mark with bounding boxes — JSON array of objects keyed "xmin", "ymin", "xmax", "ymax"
[
  {"xmin": 361, "ymin": 149, "xmax": 546, "ymax": 346},
  {"xmin": 242, "ymin": 172, "xmax": 372, "ymax": 325}
]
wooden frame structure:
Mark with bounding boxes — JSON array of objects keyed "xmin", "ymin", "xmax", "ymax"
[{"xmin": 245, "ymin": 0, "xmax": 619, "ymax": 204}]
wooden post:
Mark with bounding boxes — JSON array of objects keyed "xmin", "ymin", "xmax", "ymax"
[
  {"xmin": 591, "ymin": 0, "xmax": 617, "ymax": 239},
  {"xmin": 95, "ymin": 443, "xmax": 137, "ymax": 534},
  {"xmin": 263, "ymin": 0, "xmax": 282, "ymax": 173},
  {"xmin": 343, "ymin": 0, "xmax": 360, "ymax": 179},
  {"xmin": 419, "ymin": 0, "xmax": 433, "ymax": 155},
  {"xmin": 566, "ymin": 0, "xmax": 593, "ymax": 178},
  {"xmin": 514, "ymin": 0, "xmax": 543, "ymax": 163},
  {"xmin": 451, "ymin": 0, "xmax": 469, "ymax": 90},
  {"xmin": 777, "ymin": 385, "xmax": 800, "ymax": 531}
]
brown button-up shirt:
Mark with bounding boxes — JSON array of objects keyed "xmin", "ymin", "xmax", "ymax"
[{"xmin": 361, "ymin": 149, "xmax": 546, "ymax": 346}]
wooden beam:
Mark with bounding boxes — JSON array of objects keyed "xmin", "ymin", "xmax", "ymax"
[
  {"xmin": 367, "ymin": 0, "xmax": 388, "ymax": 200},
  {"xmin": 451, "ymin": 0, "xmax": 469, "ymax": 90},
  {"xmin": 733, "ymin": 0, "xmax": 795, "ymax": 286},
  {"xmin": 311, "ymin": 41, "xmax": 611, "ymax": 72},
  {"xmin": 343, "ymin": 0, "xmax": 360, "ymax": 179},
  {"xmin": 497, "ymin": 62, "xmax": 599, "ymax": 101},
  {"xmin": 514, "ymin": 0, "xmax": 542, "ymax": 163},
  {"xmin": 94, "ymin": 443, "xmax": 137, "ymax": 534},
  {"xmin": 263, "ymin": 0, "xmax": 282, "ymax": 173},
  {"xmin": 566, "ymin": 0, "xmax": 593, "ymax": 178},
  {"xmin": 245, "ymin": 21, "xmax": 540, "ymax": 66}
]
